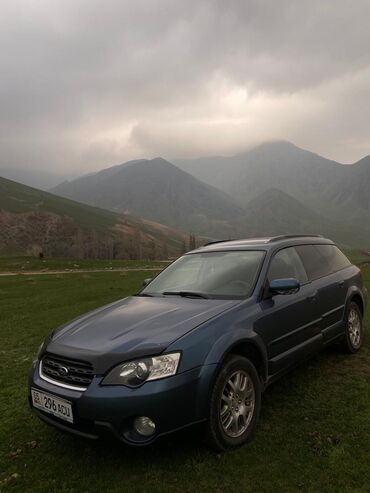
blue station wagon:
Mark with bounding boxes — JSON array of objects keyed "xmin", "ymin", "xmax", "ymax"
[{"xmin": 29, "ymin": 235, "xmax": 367, "ymax": 450}]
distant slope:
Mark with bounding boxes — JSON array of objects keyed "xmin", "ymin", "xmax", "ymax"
[
  {"xmin": 0, "ymin": 175, "xmax": 121, "ymax": 231},
  {"xmin": 332, "ymin": 155, "xmax": 370, "ymax": 211},
  {"xmin": 175, "ymin": 141, "xmax": 344, "ymax": 208},
  {"xmin": 0, "ymin": 177, "xmax": 186, "ymax": 258},
  {"xmin": 234, "ymin": 189, "xmax": 369, "ymax": 248},
  {"xmin": 0, "ymin": 167, "xmax": 71, "ymax": 190},
  {"xmin": 51, "ymin": 157, "xmax": 244, "ymax": 237},
  {"xmin": 174, "ymin": 141, "xmax": 370, "ymax": 242},
  {"xmin": 50, "ymin": 148, "xmax": 370, "ymax": 248}
]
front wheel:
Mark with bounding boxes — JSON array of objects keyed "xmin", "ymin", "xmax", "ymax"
[
  {"xmin": 340, "ymin": 302, "xmax": 364, "ymax": 353},
  {"xmin": 205, "ymin": 355, "xmax": 261, "ymax": 451}
]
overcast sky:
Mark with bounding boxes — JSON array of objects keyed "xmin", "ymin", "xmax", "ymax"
[{"xmin": 1, "ymin": 0, "xmax": 370, "ymax": 175}]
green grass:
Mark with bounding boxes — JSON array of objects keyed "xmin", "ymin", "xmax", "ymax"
[
  {"xmin": 0, "ymin": 264, "xmax": 369, "ymax": 492},
  {"xmin": 0, "ymin": 176, "xmax": 120, "ymax": 232},
  {"xmin": 344, "ymin": 249, "xmax": 370, "ymax": 266},
  {"xmin": 0, "ymin": 250, "xmax": 365, "ymax": 274},
  {"xmin": 0, "ymin": 256, "xmax": 167, "ymax": 273}
]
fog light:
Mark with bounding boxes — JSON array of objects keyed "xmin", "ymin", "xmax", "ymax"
[{"xmin": 133, "ymin": 416, "xmax": 156, "ymax": 437}]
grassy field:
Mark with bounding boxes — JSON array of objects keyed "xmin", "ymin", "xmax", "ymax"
[
  {"xmin": 0, "ymin": 256, "xmax": 167, "ymax": 273},
  {"xmin": 0, "ymin": 249, "xmax": 367, "ymax": 273},
  {"xmin": 0, "ymin": 259, "xmax": 369, "ymax": 492},
  {"xmin": 343, "ymin": 249, "xmax": 370, "ymax": 266}
]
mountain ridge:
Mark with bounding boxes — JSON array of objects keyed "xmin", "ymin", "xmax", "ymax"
[
  {"xmin": 51, "ymin": 157, "xmax": 244, "ymax": 237},
  {"xmin": 173, "ymin": 141, "xmax": 370, "ymax": 227},
  {"xmin": 0, "ymin": 176, "xmax": 187, "ymax": 258}
]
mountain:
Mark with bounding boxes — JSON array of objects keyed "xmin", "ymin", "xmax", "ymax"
[
  {"xmin": 51, "ymin": 158, "xmax": 244, "ymax": 237},
  {"xmin": 174, "ymin": 141, "xmax": 370, "ymax": 235},
  {"xmin": 332, "ymin": 155, "xmax": 370, "ymax": 211},
  {"xmin": 174, "ymin": 141, "xmax": 342, "ymax": 206},
  {"xmin": 0, "ymin": 167, "xmax": 73, "ymax": 190},
  {"xmin": 50, "ymin": 148, "xmax": 370, "ymax": 248},
  {"xmin": 234, "ymin": 189, "xmax": 369, "ymax": 247},
  {"xmin": 0, "ymin": 176, "xmax": 186, "ymax": 258}
]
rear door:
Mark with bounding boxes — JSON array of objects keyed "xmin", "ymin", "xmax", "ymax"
[
  {"xmin": 256, "ymin": 246, "xmax": 322, "ymax": 378},
  {"xmin": 295, "ymin": 244, "xmax": 351, "ymax": 344}
]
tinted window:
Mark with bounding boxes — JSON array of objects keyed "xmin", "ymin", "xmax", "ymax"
[
  {"xmin": 295, "ymin": 244, "xmax": 351, "ymax": 281},
  {"xmin": 295, "ymin": 245, "xmax": 330, "ymax": 280},
  {"xmin": 315, "ymin": 245, "xmax": 351, "ymax": 273},
  {"xmin": 268, "ymin": 247, "xmax": 308, "ymax": 283}
]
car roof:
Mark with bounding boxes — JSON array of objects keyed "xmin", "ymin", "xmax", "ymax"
[{"xmin": 189, "ymin": 235, "xmax": 334, "ymax": 253}]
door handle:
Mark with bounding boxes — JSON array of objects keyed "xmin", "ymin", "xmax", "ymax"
[
  {"xmin": 307, "ymin": 293, "xmax": 317, "ymax": 303},
  {"xmin": 337, "ymin": 280, "xmax": 345, "ymax": 287}
]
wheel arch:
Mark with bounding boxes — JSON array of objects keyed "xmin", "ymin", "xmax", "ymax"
[
  {"xmin": 349, "ymin": 293, "xmax": 364, "ymax": 316},
  {"xmin": 346, "ymin": 287, "xmax": 365, "ymax": 317},
  {"xmin": 204, "ymin": 331, "xmax": 268, "ymax": 386}
]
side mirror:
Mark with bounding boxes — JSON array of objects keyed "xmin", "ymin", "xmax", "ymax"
[
  {"xmin": 269, "ymin": 278, "xmax": 300, "ymax": 296},
  {"xmin": 142, "ymin": 278, "xmax": 152, "ymax": 287}
]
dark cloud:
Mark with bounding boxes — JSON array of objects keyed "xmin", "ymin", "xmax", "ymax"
[{"xmin": 0, "ymin": 0, "xmax": 369, "ymax": 173}]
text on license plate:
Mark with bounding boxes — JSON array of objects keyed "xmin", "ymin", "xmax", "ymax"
[{"xmin": 31, "ymin": 389, "xmax": 73, "ymax": 423}]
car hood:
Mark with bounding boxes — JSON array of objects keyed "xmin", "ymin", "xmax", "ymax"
[{"xmin": 46, "ymin": 295, "xmax": 239, "ymax": 373}]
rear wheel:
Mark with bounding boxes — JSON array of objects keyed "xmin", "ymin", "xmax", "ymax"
[
  {"xmin": 205, "ymin": 355, "xmax": 261, "ymax": 451},
  {"xmin": 340, "ymin": 301, "xmax": 364, "ymax": 353}
]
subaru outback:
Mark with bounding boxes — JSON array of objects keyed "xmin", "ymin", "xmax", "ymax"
[{"xmin": 29, "ymin": 235, "xmax": 367, "ymax": 451}]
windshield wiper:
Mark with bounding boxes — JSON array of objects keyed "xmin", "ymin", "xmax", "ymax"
[
  {"xmin": 135, "ymin": 292, "xmax": 154, "ymax": 297},
  {"xmin": 162, "ymin": 291, "xmax": 209, "ymax": 299}
]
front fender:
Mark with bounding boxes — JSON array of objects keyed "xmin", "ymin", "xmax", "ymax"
[
  {"xmin": 203, "ymin": 329, "xmax": 268, "ymax": 381},
  {"xmin": 191, "ymin": 330, "xmax": 268, "ymax": 421}
]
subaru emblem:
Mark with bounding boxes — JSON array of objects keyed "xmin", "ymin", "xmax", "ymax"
[{"xmin": 58, "ymin": 366, "xmax": 69, "ymax": 376}]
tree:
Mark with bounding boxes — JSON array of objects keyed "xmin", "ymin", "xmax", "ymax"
[
  {"xmin": 149, "ymin": 240, "xmax": 156, "ymax": 260},
  {"xmin": 189, "ymin": 233, "xmax": 196, "ymax": 250},
  {"xmin": 161, "ymin": 241, "xmax": 169, "ymax": 259},
  {"xmin": 133, "ymin": 229, "xmax": 142, "ymax": 260}
]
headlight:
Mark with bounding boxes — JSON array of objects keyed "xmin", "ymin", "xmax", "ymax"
[
  {"xmin": 33, "ymin": 342, "xmax": 45, "ymax": 363},
  {"xmin": 102, "ymin": 353, "xmax": 181, "ymax": 388}
]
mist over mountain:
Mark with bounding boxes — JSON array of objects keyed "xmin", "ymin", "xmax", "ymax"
[
  {"xmin": 0, "ymin": 167, "xmax": 73, "ymax": 191},
  {"xmin": 51, "ymin": 158, "xmax": 244, "ymax": 237},
  {"xmin": 334, "ymin": 155, "xmax": 370, "ymax": 212},
  {"xmin": 49, "ymin": 142, "xmax": 370, "ymax": 248},
  {"xmin": 174, "ymin": 141, "xmax": 370, "ymax": 227},
  {"xmin": 235, "ymin": 189, "xmax": 369, "ymax": 247},
  {"xmin": 175, "ymin": 141, "xmax": 343, "ymax": 206}
]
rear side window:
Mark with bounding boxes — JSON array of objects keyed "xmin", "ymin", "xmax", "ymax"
[
  {"xmin": 315, "ymin": 245, "xmax": 351, "ymax": 273},
  {"xmin": 295, "ymin": 245, "xmax": 331, "ymax": 280},
  {"xmin": 295, "ymin": 244, "xmax": 351, "ymax": 281},
  {"xmin": 268, "ymin": 247, "xmax": 308, "ymax": 283}
]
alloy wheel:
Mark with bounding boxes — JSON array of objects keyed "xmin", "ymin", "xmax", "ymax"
[
  {"xmin": 220, "ymin": 370, "xmax": 255, "ymax": 438},
  {"xmin": 348, "ymin": 308, "xmax": 361, "ymax": 348}
]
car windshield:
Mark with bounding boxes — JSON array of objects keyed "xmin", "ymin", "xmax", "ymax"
[{"xmin": 141, "ymin": 250, "xmax": 265, "ymax": 299}]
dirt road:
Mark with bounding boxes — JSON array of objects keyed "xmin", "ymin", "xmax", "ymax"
[{"xmin": 0, "ymin": 267, "xmax": 163, "ymax": 277}]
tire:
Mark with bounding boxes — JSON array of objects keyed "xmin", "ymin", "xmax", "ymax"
[
  {"xmin": 205, "ymin": 354, "xmax": 261, "ymax": 452},
  {"xmin": 340, "ymin": 301, "xmax": 364, "ymax": 353}
]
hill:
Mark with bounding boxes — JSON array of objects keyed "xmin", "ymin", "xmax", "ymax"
[
  {"xmin": 0, "ymin": 177, "xmax": 186, "ymax": 258},
  {"xmin": 332, "ymin": 155, "xmax": 370, "ymax": 211},
  {"xmin": 174, "ymin": 141, "xmax": 370, "ymax": 245},
  {"xmin": 174, "ymin": 141, "xmax": 343, "ymax": 207},
  {"xmin": 234, "ymin": 189, "xmax": 369, "ymax": 247},
  {"xmin": 51, "ymin": 157, "xmax": 244, "ymax": 237}
]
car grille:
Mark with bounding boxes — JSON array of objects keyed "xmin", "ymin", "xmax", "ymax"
[{"xmin": 40, "ymin": 354, "xmax": 94, "ymax": 390}]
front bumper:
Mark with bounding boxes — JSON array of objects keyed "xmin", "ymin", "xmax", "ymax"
[{"xmin": 28, "ymin": 360, "xmax": 216, "ymax": 444}]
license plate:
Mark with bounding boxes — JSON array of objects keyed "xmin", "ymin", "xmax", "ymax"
[{"xmin": 31, "ymin": 388, "xmax": 73, "ymax": 423}]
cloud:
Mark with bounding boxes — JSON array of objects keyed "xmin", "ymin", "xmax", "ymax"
[{"xmin": 0, "ymin": 0, "xmax": 369, "ymax": 173}]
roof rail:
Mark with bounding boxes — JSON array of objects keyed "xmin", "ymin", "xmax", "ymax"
[
  {"xmin": 268, "ymin": 234, "xmax": 323, "ymax": 242},
  {"xmin": 203, "ymin": 239, "xmax": 234, "ymax": 246}
]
